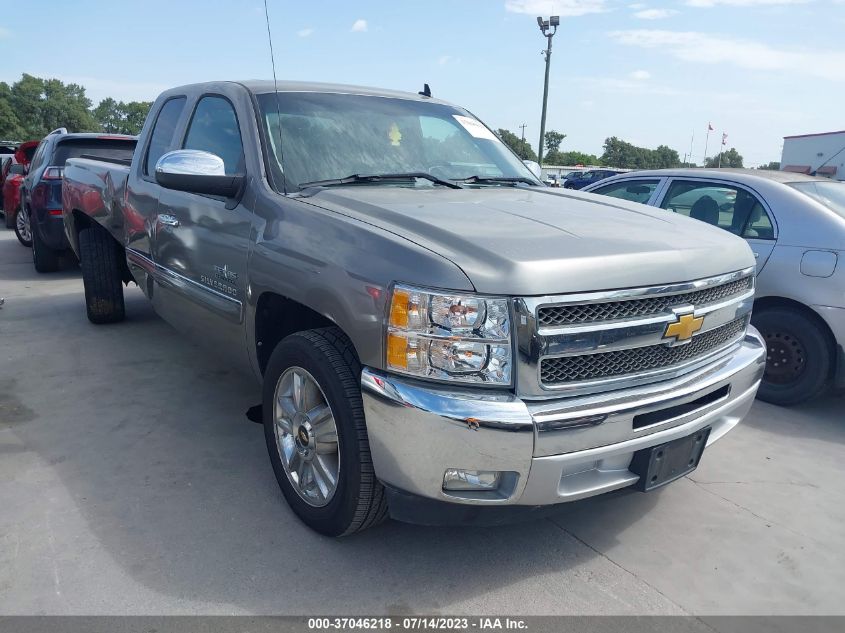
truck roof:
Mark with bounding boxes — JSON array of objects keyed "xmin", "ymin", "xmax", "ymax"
[{"xmin": 164, "ymin": 80, "xmax": 453, "ymax": 106}]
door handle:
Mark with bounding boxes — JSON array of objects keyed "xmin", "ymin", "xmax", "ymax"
[{"xmin": 159, "ymin": 214, "xmax": 180, "ymax": 228}]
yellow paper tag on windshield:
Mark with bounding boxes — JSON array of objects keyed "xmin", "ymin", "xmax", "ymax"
[{"xmin": 388, "ymin": 123, "xmax": 402, "ymax": 146}]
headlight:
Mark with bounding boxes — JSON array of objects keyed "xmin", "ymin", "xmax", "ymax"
[{"xmin": 385, "ymin": 285, "xmax": 512, "ymax": 386}]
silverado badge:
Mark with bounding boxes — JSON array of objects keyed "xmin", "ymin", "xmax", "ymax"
[{"xmin": 663, "ymin": 312, "xmax": 705, "ymax": 343}]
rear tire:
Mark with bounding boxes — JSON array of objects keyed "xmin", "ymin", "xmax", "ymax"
[
  {"xmin": 752, "ymin": 307, "xmax": 832, "ymax": 406},
  {"xmin": 79, "ymin": 226, "xmax": 125, "ymax": 324},
  {"xmin": 4, "ymin": 207, "xmax": 14, "ymax": 230},
  {"xmin": 263, "ymin": 327, "xmax": 388, "ymax": 536},
  {"xmin": 13, "ymin": 207, "xmax": 32, "ymax": 247},
  {"xmin": 31, "ymin": 219, "xmax": 59, "ymax": 272}
]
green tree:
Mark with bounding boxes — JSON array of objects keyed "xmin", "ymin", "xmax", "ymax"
[
  {"xmin": 496, "ymin": 128, "xmax": 537, "ymax": 162},
  {"xmin": 94, "ymin": 97, "xmax": 121, "ymax": 132},
  {"xmin": 555, "ymin": 150, "xmax": 600, "ymax": 166},
  {"xmin": 121, "ymin": 101, "xmax": 152, "ymax": 135},
  {"xmin": 543, "ymin": 130, "xmax": 566, "ymax": 154},
  {"xmin": 757, "ymin": 161, "xmax": 780, "ymax": 170},
  {"xmin": 705, "ymin": 148, "xmax": 744, "ymax": 168},
  {"xmin": 601, "ymin": 136, "xmax": 681, "ymax": 169},
  {"xmin": 93, "ymin": 99, "xmax": 151, "ymax": 135},
  {"xmin": 6, "ymin": 74, "xmax": 98, "ymax": 137},
  {"xmin": 0, "ymin": 99, "xmax": 25, "ymax": 140}
]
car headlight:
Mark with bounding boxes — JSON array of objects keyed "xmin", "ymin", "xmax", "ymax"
[{"xmin": 385, "ymin": 285, "xmax": 512, "ymax": 386}]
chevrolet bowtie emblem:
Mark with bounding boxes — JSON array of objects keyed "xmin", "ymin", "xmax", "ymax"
[{"xmin": 663, "ymin": 313, "xmax": 704, "ymax": 342}]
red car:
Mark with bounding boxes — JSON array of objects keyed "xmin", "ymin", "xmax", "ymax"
[{"xmin": 2, "ymin": 140, "xmax": 38, "ymax": 245}]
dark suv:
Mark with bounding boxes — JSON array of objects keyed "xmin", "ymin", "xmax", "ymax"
[
  {"xmin": 563, "ymin": 169, "xmax": 621, "ymax": 190},
  {"xmin": 20, "ymin": 129, "xmax": 136, "ymax": 272}
]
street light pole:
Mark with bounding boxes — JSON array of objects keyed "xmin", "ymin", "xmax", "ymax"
[{"xmin": 536, "ymin": 15, "xmax": 559, "ymax": 167}]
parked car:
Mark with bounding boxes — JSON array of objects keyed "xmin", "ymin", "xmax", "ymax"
[
  {"xmin": 3, "ymin": 141, "xmax": 39, "ymax": 239},
  {"xmin": 584, "ymin": 168, "xmax": 845, "ymax": 405},
  {"xmin": 19, "ymin": 129, "xmax": 136, "ymax": 271},
  {"xmin": 0, "ymin": 143, "xmax": 18, "ymax": 165},
  {"xmin": 564, "ymin": 169, "xmax": 621, "ymax": 189},
  {"xmin": 4, "ymin": 164, "xmax": 29, "ymax": 244},
  {"xmin": 63, "ymin": 80, "xmax": 763, "ymax": 535}
]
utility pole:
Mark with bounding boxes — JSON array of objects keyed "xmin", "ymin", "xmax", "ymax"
[
  {"xmin": 519, "ymin": 123, "xmax": 528, "ymax": 155},
  {"xmin": 536, "ymin": 15, "xmax": 559, "ymax": 167}
]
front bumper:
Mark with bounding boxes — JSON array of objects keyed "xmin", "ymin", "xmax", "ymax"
[{"xmin": 361, "ymin": 328, "xmax": 766, "ymax": 519}]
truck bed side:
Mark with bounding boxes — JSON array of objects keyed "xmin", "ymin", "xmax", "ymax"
[{"xmin": 62, "ymin": 157, "xmax": 131, "ymax": 257}]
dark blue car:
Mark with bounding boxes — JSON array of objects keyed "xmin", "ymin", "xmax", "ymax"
[
  {"xmin": 564, "ymin": 169, "xmax": 621, "ymax": 190},
  {"xmin": 19, "ymin": 129, "xmax": 136, "ymax": 272}
]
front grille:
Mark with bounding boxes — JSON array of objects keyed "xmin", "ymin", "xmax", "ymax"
[
  {"xmin": 540, "ymin": 317, "xmax": 747, "ymax": 385},
  {"xmin": 537, "ymin": 276, "xmax": 753, "ymax": 327}
]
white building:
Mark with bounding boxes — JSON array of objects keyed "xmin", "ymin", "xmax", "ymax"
[{"xmin": 780, "ymin": 130, "xmax": 845, "ymax": 181}]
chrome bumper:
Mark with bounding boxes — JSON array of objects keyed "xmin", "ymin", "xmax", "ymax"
[{"xmin": 361, "ymin": 328, "xmax": 766, "ymax": 509}]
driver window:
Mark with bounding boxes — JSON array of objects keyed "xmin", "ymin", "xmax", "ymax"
[
  {"xmin": 419, "ymin": 116, "xmax": 499, "ymax": 177},
  {"xmin": 183, "ymin": 96, "xmax": 244, "ymax": 175}
]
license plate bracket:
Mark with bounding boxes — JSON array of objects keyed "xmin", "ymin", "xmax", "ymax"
[{"xmin": 630, "ymin": 427, "xmax": 711, "ymax": 492}]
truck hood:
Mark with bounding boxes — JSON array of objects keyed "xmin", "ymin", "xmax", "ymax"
[{"xmin": 307, "ymin": 186, "xmax": 755, "ymax": 295}]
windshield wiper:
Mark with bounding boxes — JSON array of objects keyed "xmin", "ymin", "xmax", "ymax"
[
  {"xmin": 299, "ymin": 172, "xmax": 463, "ymax": 190},
  {"xmin": 457, "ymin": 175, "xmax": 539, "ymax": 186}
]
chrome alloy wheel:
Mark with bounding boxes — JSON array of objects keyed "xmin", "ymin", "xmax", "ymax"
[
  {"xmin": 273, "ymin": 366, "xmax": 340, "ymax": 507},
  {"xmin": 17, "ymin": 208, "xmax": 31, "ymax": 244}
]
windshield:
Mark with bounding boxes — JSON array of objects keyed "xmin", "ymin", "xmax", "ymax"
[
  {"xmin": 257, "ymin": 92, "xmax": 539, "ymax": 190},
  {"xmin": 790, "ymin": 181, "xmax": 845, "ymax": 219}
]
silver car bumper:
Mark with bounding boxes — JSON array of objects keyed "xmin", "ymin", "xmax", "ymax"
[{"xmin": 361, "ymin": 328, "xmax": 766, "ymax": 510}]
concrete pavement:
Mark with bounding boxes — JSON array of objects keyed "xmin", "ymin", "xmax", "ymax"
[{"xmin": 1, "ymin": 228, "xmax": 843, "ymax": 615}]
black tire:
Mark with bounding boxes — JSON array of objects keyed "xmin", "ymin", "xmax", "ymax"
[
  {"xmin": 263, "ymin": 327, "xmax": 388, "ymax": 536},
  {"xmin": 79, "ymin": 226, "xmax": 125, "ymax": 324},
  {"xmin": 4, "ymin": 208, "xmax": 13, "ymax": 230},
  {"xmin": 752, "ymin": 307, "xmax": 833, "ymax": 406},
  {"xmin": 31, "ymin": 218, "xmax": 59, "ymax": 272}
]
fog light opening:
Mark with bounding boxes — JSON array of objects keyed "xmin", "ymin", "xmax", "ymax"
[{"xmin": 443, "ymin": 468, "xmax": 502, "ymax": 491}]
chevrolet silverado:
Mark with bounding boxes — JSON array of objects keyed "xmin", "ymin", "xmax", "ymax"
[{"xmin": 62, "ymin": 81, "xmax": 765, "ymax": 535}]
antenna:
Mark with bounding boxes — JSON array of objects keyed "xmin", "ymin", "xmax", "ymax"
[
  {"xmin": 418, "ymin": 83, "xmax": 432, "ymax": 98},
  {"xmin": 263, "ymin": 0, "xmax": 288, "ymax": 194}
]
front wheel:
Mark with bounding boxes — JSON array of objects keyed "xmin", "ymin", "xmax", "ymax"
[
  {"xmin": 14, "ymin": 207, "xmax": 32, "ymax": 247},
  {"xmin": 752, "ymin": 307, "xmax": 832, "ymax": 406},
  {"xmin": 263, "ymin": 327, "xmax": 387, "ymax": 536}
]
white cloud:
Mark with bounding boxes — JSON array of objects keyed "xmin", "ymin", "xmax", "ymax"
[
  {"xmin": 438, "ymin": 55, "xmax": 452, "ymax": 65},
  {"xmin": 634, "ymin": 8, "xmax": 678, "ymax": 18},
  {"xmin": 504, "ymin": 0, "xmax": 607, "ymax": 17},
  {"xmin": 607, "ymin": 29, "xmax": 845, "ymax": 81},
  {"xmin": 351, "ymin": 19, "xmax": 368, "ymax": 32},
  {"xmin": 686, "ymin": 0, "xmax": 810, "ymax": 6},
  {"xmin": 629, "ymin": 69, "xmax": 651, "ymax": 80},
  {"xmin": 628, "ymin": 2, "xmax": 647, "ymax": 8},
  {"xmin": 297, "ymin": 28, "xmax": 313, "ymax": 37}
]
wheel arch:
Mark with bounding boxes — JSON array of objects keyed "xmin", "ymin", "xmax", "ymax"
[{"xmin": 254, "ymin": 291, "xmax": 360, "ymax": 376}]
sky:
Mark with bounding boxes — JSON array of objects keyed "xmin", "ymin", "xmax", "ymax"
[{"xmin": 1, "ymin": 0, "xmax": 844, "ymax": 166}]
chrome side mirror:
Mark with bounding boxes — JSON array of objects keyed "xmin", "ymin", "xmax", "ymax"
[{"xmin": 155, "ymin": 150, "xmax": 243, "ymax": 198}]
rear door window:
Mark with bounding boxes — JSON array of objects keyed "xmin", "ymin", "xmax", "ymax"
[
  {"xmin": 660, "ymin": 180, "xmax": 773, "ymax": 238},
  {"xmin": 591, "ymin": 179, "xmax": 660, "ymax": 204},
  {"xmin": 145, "ymin": 97, "xmax": 187, "ymax": 175}
]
